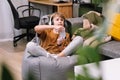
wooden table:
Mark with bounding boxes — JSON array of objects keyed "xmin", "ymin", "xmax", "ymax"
[{"xmin": 29, "ymin": 0, "xmax": 73, "ymax": 18}]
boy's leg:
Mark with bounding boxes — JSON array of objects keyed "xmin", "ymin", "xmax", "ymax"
[
  {"xmin": 90, "ymin": 40, "xmax": 101, "ymax": 48},
  {"xmin": 90, "ymin": 35, "xmax": 112, "ymax": 48},
  {"xmin": 60, "ymin": 36, "xmax": 83, "ymax": 56},
  {"xmin": 26, "ymin": 42, "xmax": 50, "ymax": 57},
  {"xmin": 83, "ymin": 36, "xmax": 96, "ymax": 47}
]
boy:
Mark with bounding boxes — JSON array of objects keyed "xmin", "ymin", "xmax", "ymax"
[{"xmin": 73, "ymin": 11, "xmax": 111, "ymax": 47}]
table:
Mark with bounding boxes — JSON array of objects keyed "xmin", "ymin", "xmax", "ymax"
[
  {"xmin": 74, "ymin": 58, "xmax": 120, "ymax": 80},
  {"xmin": 29, "ymin": 0, "xmax": 73, "ymax": 18}
]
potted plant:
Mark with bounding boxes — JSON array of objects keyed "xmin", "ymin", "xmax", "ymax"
[{"xmin": 78, "ymin": 0, "xmax": 104, "ymax": 16}]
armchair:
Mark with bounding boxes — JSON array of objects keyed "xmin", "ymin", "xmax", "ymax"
[{"xmin": 7, "ymin": 0, "xmax": 41, "ymax": 47}]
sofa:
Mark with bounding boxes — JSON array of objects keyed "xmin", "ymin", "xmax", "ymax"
[
  {"xmin": 67, "ymin": 17, "xmax": 120, "ymax": 59},
  {"xmin": 22, "ymin": 16, "xmax": 120, "ymax": 80}
]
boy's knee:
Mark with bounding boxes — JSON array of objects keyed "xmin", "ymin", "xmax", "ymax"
[
  {"xmin": 74, "ymin": 36, "xmax": 83, "ymax": 43},
  {"xmin": 26, "ymin": 42, "xmax": 36, "ymax": 47},
  {"xmin": 83, "ymin": 39, "xmax": 91, "ymax": 46},
  {"xmin": 26, "ymin": 42, "xmax": 37, "ymax": 51}
]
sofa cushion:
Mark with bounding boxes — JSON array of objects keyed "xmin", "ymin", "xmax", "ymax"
[
  {"xmin": 67, "ymin": 17, "xmax": 83, "ymax": 34},
  {"xmin": 99, "ymin": 41, "xmax": 120, "ymax": 58}
]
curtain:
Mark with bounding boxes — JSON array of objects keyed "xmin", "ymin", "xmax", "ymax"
[{"xmin": 0, "ymin": 0, "xmax": 28, "ymax": 42}]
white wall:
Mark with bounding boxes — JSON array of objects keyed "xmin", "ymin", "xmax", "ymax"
[
  {"xmin": 0, "ymin": 0, "xmax": 28, "ymax": 42},
  {"xmin": 0, "ymin": 0, "xmax": 14, "ymax": 41}
]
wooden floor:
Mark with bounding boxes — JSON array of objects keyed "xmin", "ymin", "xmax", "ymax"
[{"xmin": 0, "ymin": 39, "xmax": 28, "ymax": 80}]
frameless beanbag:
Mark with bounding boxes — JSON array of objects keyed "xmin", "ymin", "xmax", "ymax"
[
  {"xmin": 22, "ymin": 47, "xmax": 78, "ymax": 80},
  {"xmin": 22, "ymin": 36, "xmax": 78, "ymax": 80}
]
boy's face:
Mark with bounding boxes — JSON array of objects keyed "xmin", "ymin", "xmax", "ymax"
[
  {"xmin": 83, "ymin": 19, "xmax": 91, "ymax": 29},
  {"xmin": 53, "ymin": 16, "xmax": 64, "ymax": 26}
]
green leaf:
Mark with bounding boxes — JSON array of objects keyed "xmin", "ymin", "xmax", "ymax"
[
  {"xmin": 76, "ymin": 46, "xmax": 101, "ymax": 65},
  {"xmin": 1, "ymin": 64, "xmax": 14, "ymax": 80},
  {"xmin": 27, "ymin": 72, "xmax": 36, "ymax": 80}
]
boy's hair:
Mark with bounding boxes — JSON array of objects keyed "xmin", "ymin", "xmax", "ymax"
[
  {"xmin": 82, "ymin": 11, "xmax": 104, "ymax": 25},
  {"xmin": 49, "ymin": 12, "xmax": 65, "ymax": 25}
]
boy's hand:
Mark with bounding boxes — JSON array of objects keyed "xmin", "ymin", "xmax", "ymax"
[
  {"xmin": 72, "ymin": 35, "xmax": 76, "ymax": 40},
  {"xmin": 83, "ymin": 19, "xmax": 91, "ymax": 29},
  {"xmin": 54, "ymin": 25, "xmax": 65, "ymax": 33},
  {"xmin": 103, "ymin": 35, "xmax": 112, "ymax": 42}
]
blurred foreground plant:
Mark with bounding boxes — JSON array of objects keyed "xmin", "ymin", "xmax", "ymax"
[
  {"xmin": 75, "ymin": 46, "xmax": 102, "ymax": 80},
  {"xmin": 0, "ymin": 63, "xmax": 14, "ymax": 80}
]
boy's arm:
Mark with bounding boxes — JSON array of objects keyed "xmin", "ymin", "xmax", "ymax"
[
  {"xmin": 34, "ymin": 25, "xmax": 64, "ymax": 34},
  {"xmin": 71, "ymin": 28, "xmax": 84, "ymax": 39}
]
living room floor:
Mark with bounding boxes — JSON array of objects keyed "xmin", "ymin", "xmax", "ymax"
[{"xmin": 0, "ymin": 39, "xmax": 27, "ymax": 80}]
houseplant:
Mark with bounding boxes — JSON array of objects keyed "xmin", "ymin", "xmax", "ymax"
[{"xmin": 79, "ymin": 0, "xmax": 104, "ymax": 16}]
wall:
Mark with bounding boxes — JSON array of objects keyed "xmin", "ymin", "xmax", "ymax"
[
  {"xmin": 0, "ymin": 0, "xmax": 14, "ymax": 41},
  {"xmin": 0, "ymin": 0, "xmax": 28, "ymax": 42}
]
